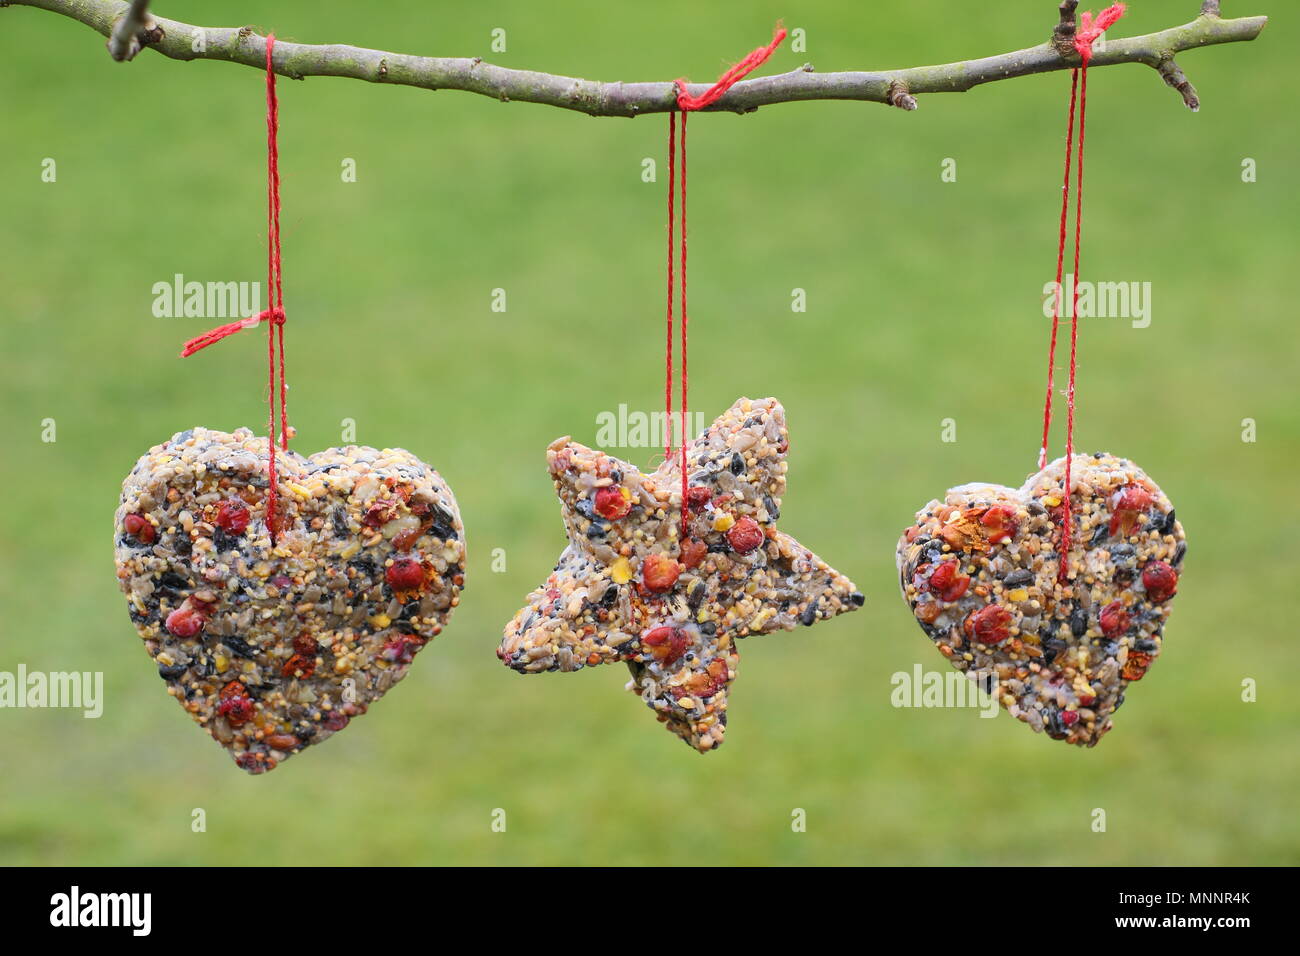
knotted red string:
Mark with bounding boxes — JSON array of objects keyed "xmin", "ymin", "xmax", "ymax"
[
  {"xmin": 666, "ymin": 24, "xmax": 786, "ymax": 538},
  {"xmin": 674, "ymin": 24, "xmax": 788, "ymax": 111},
  {"xmin": 182, "ymin": 33, "xmax": 289, "ymax": 541},
  {"xmin": 1038, "ymin": 4, "xmax": 1124, "ymax": 581}
]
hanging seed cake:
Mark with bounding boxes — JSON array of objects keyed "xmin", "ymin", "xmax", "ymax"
[
  {"xmin": 114, "ymin": 427, "xmax": 465, "ymax": 774},
  {"xmin": 897, "ymin": 453, "xmax": 1184, "ymax": 747},
  {"xmin": 499, "ymin": 397, "xmax": 864, "ymax": 752}
]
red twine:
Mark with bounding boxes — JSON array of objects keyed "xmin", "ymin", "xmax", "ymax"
[
  {"xmin": 182, "ymin": 34, "xmax": 290, "ymax": 541},
  {"xmin": 666, "ymin": 24, "xmax": 786, "ymax": 538},
  {"xmin": 1038, "ymin": 4, "xmax": 1124, "ymax": 581}
]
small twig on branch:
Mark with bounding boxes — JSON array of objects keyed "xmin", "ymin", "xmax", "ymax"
[
  {"xmin": 6, "ymin": 0, "xmax": 1268, "ymax": 116},
  {"xmin": 105, "ymin": 0, "xmax": 159, "ymax": 62},
  {"xmin": 1157, "ymin": 58, "xmax": 1201, "ymax": 111},
  {"xmin": 887, "ymin": 81, "xmax": 918, "ymax": 112},
  {"xmin": 1053, "ymin": 0, "xmax": 1081, "ymax": 58}
]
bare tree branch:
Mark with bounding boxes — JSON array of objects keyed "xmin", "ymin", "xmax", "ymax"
[{"xmin": 5, "ymin": 0, "xmax": 1268, "ymax": 116}]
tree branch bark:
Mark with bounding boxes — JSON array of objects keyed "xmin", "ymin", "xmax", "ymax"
[{"xmin": 5, "ymin": 0, "xmax": 1268, "ymax": 116}]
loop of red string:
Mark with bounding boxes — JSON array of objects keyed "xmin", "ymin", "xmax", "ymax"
[
  {"xmin": 666, "ymin": 24, "xmax": 786, "ymax": 539},
  {"xmin": 181, "ymin": 34, "xmax": 289, "ymax": 541},
  {"xmin": 1038, "ymin": 4, "xmax": 1124, "ymax": 581}
]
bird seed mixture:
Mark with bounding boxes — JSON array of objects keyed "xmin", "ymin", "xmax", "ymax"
[
  {"xmin": 114, "ymin": 427, "xmax": 465, "ymax": 774},
  {"xmin": 897, "ymin": 453, "xmax": 1184, "ymax": 747},
  {"xmin": 499, "ymin": 397, "xmax": 864, "ymax": 752}
]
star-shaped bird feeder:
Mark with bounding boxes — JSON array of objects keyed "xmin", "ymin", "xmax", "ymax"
[{"xmin": 499, "ymin": 397, "xmax": 864, "ymax": 751}]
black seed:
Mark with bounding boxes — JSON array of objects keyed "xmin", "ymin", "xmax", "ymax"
[
  {"xmin": 1161, "ymin": 509, "xmax": 1177, "ymax": 534},
  {"xmin": 1070, "ymin": 608, "xmax": 1088, "ymax": 637},
  {"xmin": 800, "ymin": 601, "xmax": 819, "ymax": 626},
  {"xmin": 1004, "ymin": 569, "xmax": 1034, "ymax": 587},
  {"xmin": 585, "ymin": 519, "xmax": 608, "ymax": 540},
  {"xmin": 223, "ymin": 636, "xmax": 256, "ymax": 659},
  {"xmin": 1043, "ymin": 637, "xmax": 1067, "ymax": 665},
  {"xmin": 158, "ymin": 662, "xmax": 187, "ymax": 680},
  {"xmin": 729, "ymin": 454, "xmax": 745, "ymax": 475},
  {"xmin": 1134, "ymin": 638, "xmax": 1159, "ymax": 652},
  {"xmin": 212, "ymin": 527, "xmax": 237, "ymax": 553},
  {"xmin": 763, "ymin": 495, "xmax": 781, "ymax": 520},
  {"xmin": 1027, "ymin": 500, "xmax": 1046, "ymax": 516},
  {"xmin": 848, "ymin": 591, "xmax": 865, "ymax": 607},
  {"xmin": 427, "ymin": 505, "xmax": 458, "ymax": 541},
  {"xmin": 1090, "ymin": 524, "xmax": 1109, "ymax": 547},
  {"xmin": 348, "ymin": 555, "xmax": 378, "ymax": 577},
  {"xmin": 173, "ymin": 536, "xmax": 192, "ymax": 557},
  {"xmin": 687, "ymin": 579, "xmax": 707, "ymax": 612},
  {"xmin": 331, "ymin": 506, "xmax": 349, "ymax": 537},
  {"xmin": 1173, "ymin": 541, "xmax": 1186, "ymax": 566},
  {"xmin": 574, "ymin": 497, "xmax": 596, "ymax": 521},
  {"xmin": 699, "ymin": 620, "xmax": 717, "ymax": 636}
]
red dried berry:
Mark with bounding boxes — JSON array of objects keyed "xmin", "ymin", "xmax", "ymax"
[
  {"xmin": 679, "ymin": 538, "xmax": 708, "ymax": 570},
  {"xmin": 929, "ymin": 561, "xmax": 957, "ymax": 590},
  {"xmin": 940, "ymin": 575, "xmax": 971, "ymax": 602},
  {"xmin": 928, "ymin": 561, "xmax": 971, "ymax": 602},
  {"xmin": 1060, "ymin": 710, "xmax": 1080, "ymax": 727},
  {"xmin": 281, "ymin": 653, "xmax": 316, "ymax": 679},
  {"xmin": 165, "ymin": 603, "xmax": 206, "ymax": 638},
  {"xmin": 324, "ymin": 710, "xmax": 350, "ymax": 732},
  {"xmin": 980, "ymin": 505, "xmax": 1018, "ymax": 545},
  {"xmin": 964, "ymin": 605, "xmax": 1013, "ymax": 646},
  {"xmin": 381, "ymin": 635, "xmax": 424, "ymax": 664},
  {"xmin": 726, "ymin": 516, "xmax": 765, "ymax": 554},
  {"xmin": 385, "ymin": 558, "xmax": 425, "ymax": 592},
  {"xmin": 642, "ymin": 625, "xmax": 690, "ymax": 665},
  {"xmin": 1099, "ymin": 601, "xmax": 1131, "ymax": 638},
  {"xmin": 642, "ymin": 553, "xmax": 681, "ymax": 593},
  {"xmin": 363, "ymin": 499, "xmax": 400, "ymax": 528},
  {"xmin": 1141, "ymin": 561, "xmax": 1178, "ymax": 603},
  {"xmin": 293, "ymin": 634, "xmax": 318, "ymax": 655},
  {"xmin": 214, "ymin": 499, "xmax": 250, "ymax": 536},
  {"xmin": 593, "ymin": 485, "xmax": 633, "ymax": 521},
  {"xmin": 1108, "ymin": 485, "xmax": 1154, "ymax": 537},
  {"xmin": 217, "ymin": 682, "xmax": 255, "ymax": 727},
  {"xmin": 1122, "ymin": 651, "xmax": 1154, "ymax": 681},
  {"xmin": 684, "ymin": 486, "xmax": 712, "ymax": 512},
  {"xmin": 1078, "ymin": 693, "xmax": 1096, "ymax": 707},
  {"xmin": 123, "ymin": 513, "xmax": 156, "ymax": 544}
]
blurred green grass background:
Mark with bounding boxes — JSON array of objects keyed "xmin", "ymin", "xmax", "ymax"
[{"xmin": 1, "ymin": 0, "xmax": 1296, "ymax": 865}]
